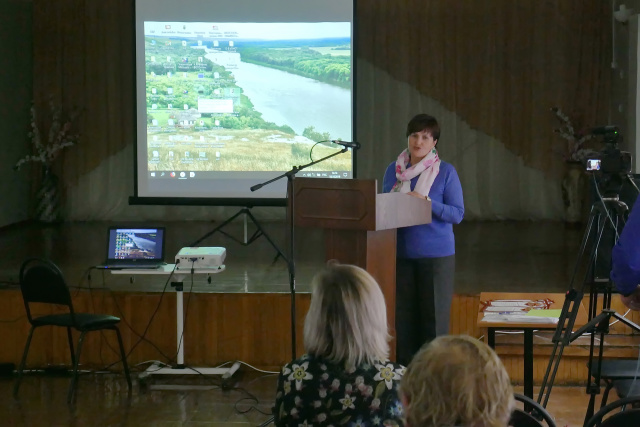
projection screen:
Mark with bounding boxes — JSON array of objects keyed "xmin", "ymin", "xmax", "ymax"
[{"xmin": 132, "ymin": 0, "xmax": 355, "ymax": 206}]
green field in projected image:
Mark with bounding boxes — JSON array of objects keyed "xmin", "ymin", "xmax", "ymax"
[
  {"xmin": 147, "ymin": 128, "xmax": 350, "ymax": 172},
  {"xmin": 144, "ymin": 35, "xmax": 351, "ymax": 172}
]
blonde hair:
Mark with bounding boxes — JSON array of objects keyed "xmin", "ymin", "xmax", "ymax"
[
  {"xmin": 303, "ymin": 263, "xmax": 390, "ymax": 368},
  {"xmin": 401, "ymin": 335, "xmax": 514, "ymax": 427}
]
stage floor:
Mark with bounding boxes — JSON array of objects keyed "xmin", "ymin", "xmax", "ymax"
[
  {"xmin": 0, "ymin": 219, "xmax": 583, "ymax": 295},
  {"xmin": 1, "ymin": 373, "xmax": 593, "ymax": 427}
]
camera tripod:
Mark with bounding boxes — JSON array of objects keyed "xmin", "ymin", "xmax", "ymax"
[{"xmin": 537, "ymin": 174, "xmax": 640, "ymax": 424}]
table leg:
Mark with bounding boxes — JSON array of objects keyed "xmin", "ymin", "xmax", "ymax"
[{"xmin": 524, "ymin": 329, "xmax": 534, "ymax": 407}]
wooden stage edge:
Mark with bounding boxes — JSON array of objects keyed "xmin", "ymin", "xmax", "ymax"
[{"xmin": 2, "ymin": 290, "xmax": 639, "ymax": 385}]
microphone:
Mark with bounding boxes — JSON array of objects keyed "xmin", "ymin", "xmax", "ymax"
[{"xmin": 331, "ymin": 140, "xmax": 361, "ymax": 150}]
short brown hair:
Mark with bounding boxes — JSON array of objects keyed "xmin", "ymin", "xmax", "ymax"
[
  {"xmin": 406, "ymin": 114, "xmax": 440, "ymax": 141},
  {"xmin": 401, "ymin": 335, "xmax": 514, "ymax": 427}
]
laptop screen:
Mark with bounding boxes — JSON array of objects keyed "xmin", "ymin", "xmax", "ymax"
[{"xmin": 106, "ymin": 227, "xmax": 165, "ymax": 262}]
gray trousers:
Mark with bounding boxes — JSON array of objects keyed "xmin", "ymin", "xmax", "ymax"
[{"xmin": 395, "ymin": 255, "xmax": 455, "ymax": 366}]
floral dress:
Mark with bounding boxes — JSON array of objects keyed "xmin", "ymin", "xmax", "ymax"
[{"xmin": 274, "ymin": 354, "xmax": 406, "ymax": 427}]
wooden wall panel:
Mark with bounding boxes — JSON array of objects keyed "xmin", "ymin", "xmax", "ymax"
[
  {"xmin": 499, "ymin": 355, "xmax": 589, "ymax": 386},
  {"xmin": 1, "ymin": 290, "xmax": 636, "ymax": 384},
  {"xmin": 0, "ymin": 290, "xmax": 310, "ymax": 371},
  {"xmin": 449, "ymin": 294, "xmax": 481, "ymax": 336}
]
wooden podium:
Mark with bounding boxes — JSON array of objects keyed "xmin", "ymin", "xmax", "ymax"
[{"xmin": 293, "ymin": 178, "xmax": 432, "ymax": 355}]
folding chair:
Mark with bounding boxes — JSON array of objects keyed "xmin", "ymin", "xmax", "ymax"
[{"xmin": 13, "ymin": 258, "xmax": 132, "ymax": 402}]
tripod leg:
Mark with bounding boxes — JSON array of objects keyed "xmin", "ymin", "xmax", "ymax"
[
  {"xmin": 567, "ymin": 209, "xmax": 598, "ymax": 291},
  {"xmin": 244, "ymin": 210, "xmax": 248, "ymax": 244},
  {"xmin": 539, "ymin": 288, "xmax": 588, "ymax": 406},
  {"xmin": 189, "ymin": 209, "xmax": 245, "ymax": 247},
  {"xmin": 539, "ymin": 199, "xmax": 631, "ymax": 414},
  {"xmin": 539, "ymin": 309, "xmax": 610, "ymax": 407},
  {"xmin": 542, "ymin": 206, "xmax": 600, "ymax": 403},
  {"xmin": 244, "ymin": 209, "xmax": 289, "ymax": 263},
  {"xmin": 584, "ymin": 315, "xmax": 610, "ymax": 424},
  {"xmin": 540, "ymin": 341, "xmax": 569, "ymax": 408}
]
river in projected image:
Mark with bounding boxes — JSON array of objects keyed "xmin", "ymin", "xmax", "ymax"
[{"xmin": 229, "ymin": 61, "xmax": 352, "ymax": 141}]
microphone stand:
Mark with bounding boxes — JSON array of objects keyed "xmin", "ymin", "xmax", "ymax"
[{"xmin": 250, "ymin": 146, "xmax": 350, "ymax": 360}]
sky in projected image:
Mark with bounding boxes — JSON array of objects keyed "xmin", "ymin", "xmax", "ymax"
[{"xmin": 144, "ymin": 21, "xmax": 352, "ymax": 174}]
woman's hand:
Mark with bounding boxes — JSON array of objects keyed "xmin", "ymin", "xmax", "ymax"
[{"xmin": 407, "ymin": 191, "xmax": 429, "ymax": 200}]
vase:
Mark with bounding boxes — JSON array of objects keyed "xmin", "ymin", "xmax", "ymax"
[
  {"xmin": 34, "ymin": 166, "xmax": 61, "ymax": 223},
  {"xmin": 561, "ymin": 161, "xmax": 586, "ymax": 224}
]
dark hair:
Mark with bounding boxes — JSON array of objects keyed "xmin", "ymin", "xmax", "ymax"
[{"xmin": 406, "ymin": 114, "xmax": 440, "ymax": 141}]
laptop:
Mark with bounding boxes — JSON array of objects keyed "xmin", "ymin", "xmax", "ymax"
[{"xmin": 100, "ymin": 227, "xmax": 166, "ymax": 269}]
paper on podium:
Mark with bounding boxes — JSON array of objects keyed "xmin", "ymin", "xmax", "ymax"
[{"xmin": 376, "ymin": 192, "xmax": 432, "ymax": 230}]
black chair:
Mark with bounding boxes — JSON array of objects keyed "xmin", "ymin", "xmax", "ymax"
[
  {"xmin": 584, "ymin": 396, "xmax": 640, "ymax": 427},
  {"xmin": 612, "ymin": 378, "xmax": 640, "ymax": 399},
  {"xmin": 588, "ymin": 359, "xmax": 640, "ymax": 407},
  {"xmin": 509, "ymin": 393, "xmax": 556, "ymax": 427},
  {"xmin": 13, "ymin": 258, "xmax": 132, "ymax": 402}
]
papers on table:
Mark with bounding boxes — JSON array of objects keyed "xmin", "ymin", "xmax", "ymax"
[
  {"xmin": 527, "ymin": 309, "xmax": 562, "ymax": 318},
  {"xmin": 481, "ymin": 313, "xmax": 559, "ymax": 324},
  {"xmin": 480, "ymin": 299, "xmax": 560, "ymax": 324}
]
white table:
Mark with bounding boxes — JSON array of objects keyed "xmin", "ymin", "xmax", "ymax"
[{"xmin": 111, "ymin": 264, "xmax": 240, "ymax": 383}]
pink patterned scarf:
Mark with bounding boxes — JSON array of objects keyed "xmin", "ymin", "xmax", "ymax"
[{"xmin": 390, "ymin": 148, "xmax": 440, "ymax": 197}]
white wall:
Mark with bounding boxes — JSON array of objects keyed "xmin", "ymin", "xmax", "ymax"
[
  {"xmin": 611, "ymin": 1, "xmax": 640, "ymax": 172},
  {"xmin": 629, "ymin": 15, "xmax": 639, "ymax": 172}
]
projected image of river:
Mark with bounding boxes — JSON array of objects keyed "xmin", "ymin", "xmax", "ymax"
[{"xmin": 230, "ymin": 61, "xmax": 352, "ymax": 141}]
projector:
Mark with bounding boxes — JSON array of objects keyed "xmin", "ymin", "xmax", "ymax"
[{"xmin": 175, "ymin": 247, "xmax": 226, "ymax": 269}]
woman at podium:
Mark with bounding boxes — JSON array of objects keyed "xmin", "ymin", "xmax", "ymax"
[{"xmin": 383, "ymin": 113, "xmax": 465, "ymax": 366}]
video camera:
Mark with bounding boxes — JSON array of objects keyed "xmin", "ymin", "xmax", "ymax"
[{"xmin": 585, "ymin": 125, "xmax": 632, "ymax": 175}]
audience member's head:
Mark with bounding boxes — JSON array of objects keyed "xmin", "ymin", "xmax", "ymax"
[
  {"xmin": 401, "ymin": 335, "xmax": 514, "ymax": 427},
  {"xmin": 303, "ymin": 262, "xmax": 390, "ymax": 368}
]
